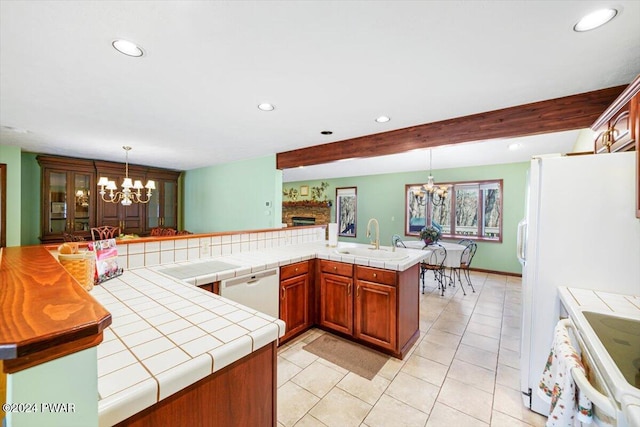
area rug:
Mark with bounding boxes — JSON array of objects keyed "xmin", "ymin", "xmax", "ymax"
[{"xmin": 302, "ymin": 334, "xmax": 390, "ymax": 380}]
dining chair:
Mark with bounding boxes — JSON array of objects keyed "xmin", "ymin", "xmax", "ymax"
[
  {"xmin": 452, "ymin": 242, "xmax": 477, "ymax": 295},
  {"xmin": 457, "ymin": 239, "xmax": 474, "ymax": 247},
  {"xmin": 90, "ymin": 226, "xmax": 120, "ymax": 241},
  {"xmin": 161, "ymin": 228, "xmax": 177, "ymax": 236},
  {"xmin": 391, "ymin": 234, "xmax": 406, "ymax": 248},
  {"xmin": 63, "ymin": 232, "xmax": 85, "ymax": 242},
  {"xmin": 420, "ymin": 243, "xmax": 447, "ymax": 296}
]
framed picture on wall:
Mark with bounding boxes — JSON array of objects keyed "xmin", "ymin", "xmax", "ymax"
[
  {"xmin": 336, "ymin": 187, "xmax": 357, "ymax": 237},
  {"xmin": 300, "ymin": 185, "xmax": 309, "ymax": 196},
  {"xmin": 405, "ymin": 184, "xmax": 427, "ymax": 236}
]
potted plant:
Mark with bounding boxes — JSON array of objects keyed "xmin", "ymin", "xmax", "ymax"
[{"xmin": 420, "ymin": 225, "xmax": 442, "ymax": 246}]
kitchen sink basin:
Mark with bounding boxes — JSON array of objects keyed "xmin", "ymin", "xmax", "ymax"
[
  {"xmin": 159, "ymin": 260, "xmax": 240, "ymax": 280},
  {"xmin": 334, "ymin": 247, "xmax": 409, "ymax": 261}
]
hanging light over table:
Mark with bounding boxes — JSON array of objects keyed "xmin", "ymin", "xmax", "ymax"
[
  {"xmin": 423, "ymin": 149, "xmax": 448, "ymax": 207},
  {"xmin": 97, "ymin": 146, "xmax": 155, "ymax": 205}
]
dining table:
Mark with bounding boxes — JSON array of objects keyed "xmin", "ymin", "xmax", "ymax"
[{"xmin": 403, "ymin": 240, "xmax": 468, "ymax": 269}]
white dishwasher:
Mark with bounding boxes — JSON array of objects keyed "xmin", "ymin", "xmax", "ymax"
[{"xmin": 220, "ymin": 269, "xmax": 280, "ymax": 318}]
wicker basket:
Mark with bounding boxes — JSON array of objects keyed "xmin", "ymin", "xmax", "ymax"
[{"xmin": 58, "ymin": 252, "xmax": 95, "ymax": 291}]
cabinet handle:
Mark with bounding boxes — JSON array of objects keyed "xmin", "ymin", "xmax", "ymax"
[
  {"xmin": 281, "ymin": 287, "xmax": 285, "ymax": 300},
  {"xmin": 357, "ymin": 285, "xmax": 360, "ymax": 297},
  {"xmin": 373, "ymin": 273, "xmax": 377, "ymax": 278},
  {"xmin": 347, "ymin": 283, "xmax": 351, "ymax": 295},
  {"xmin": 333, "ymin": 266, "xmax": 337, "ymax": 271},
  {"xmin": 295, "ymin": 267, "xmax": 298, "ymax": 272},
  {"xmin": 602, "ymin": 127, "xmax": 619, "ymax": 153}
]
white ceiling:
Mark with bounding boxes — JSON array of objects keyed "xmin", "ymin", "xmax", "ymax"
[{"xmin": 1, "ymin": 1, "xmax": 639, "ymax": 180}]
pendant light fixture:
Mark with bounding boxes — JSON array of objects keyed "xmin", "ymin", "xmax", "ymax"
[
  {"xmin": 97, "ymin": 146, "xmax": 155, "ymax": 206},
  {"xmin": 423, "ymin": 149, "xmax": 448, "ymax": 207}
]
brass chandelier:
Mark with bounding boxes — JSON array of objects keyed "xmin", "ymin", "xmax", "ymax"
[{"xmin": 97, "ymin": 146, "xmax": 155, "ymax": 206}]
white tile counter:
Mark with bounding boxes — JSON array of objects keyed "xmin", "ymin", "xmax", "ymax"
[
  {"xmin": 152, "ymin": 241, "xmax": 430, "ymax": 286},
  {"xmin": 558, "ymin": 287, "xmax": 640, "ymax": 427},
  {"xmin": 92, "ymin": 240, "xmax": 429, "ymax": 426},
  {"xmin": 92, "ymin": 269, "xmax": 285, "ymax": 427}
]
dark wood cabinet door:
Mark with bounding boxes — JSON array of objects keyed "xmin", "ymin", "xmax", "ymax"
[
  {"xmin": 144, "ymin": 168, "xmax": 180, "ymax": 233},
  {"xmin": 280, "ymin": 274, "xmax": 309, "ymax": 341},
  {"xmin": 354, "ymin": 280, "xmax": 397, "ymax": 351},
  {"xmin": 37, "ymin": 156, "xmax": 95, "ymax": 243},
  {"xmin": 594, "ymin": 107, "xmax": 635, "ymax": 154},
  {"xmin": 319, "ymin": 272, "xmax": 353, "ymax": 335}
]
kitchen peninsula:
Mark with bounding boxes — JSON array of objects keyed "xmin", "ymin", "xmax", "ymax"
[{"xmin": 1, "ymin": 226, "xmax": 429, "ymax": 427}]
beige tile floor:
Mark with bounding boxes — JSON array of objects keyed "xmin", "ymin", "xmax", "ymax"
[{"xmin": 276, "ymin": 271, "xmax": 548, "ymax": 427}]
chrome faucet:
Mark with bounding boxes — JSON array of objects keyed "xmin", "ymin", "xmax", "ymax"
[{"xmin": 366, "ymin": 218, "xmax": 380, "ymax": 250}]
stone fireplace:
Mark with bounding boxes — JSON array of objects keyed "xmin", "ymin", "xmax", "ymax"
[{"xmin": 282, "ymin": 202, "xmax": 331, "ymax": 228}]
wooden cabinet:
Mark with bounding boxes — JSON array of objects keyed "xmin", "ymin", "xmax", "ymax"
[
  {"xmin": 318, "ymin": 260, "xmax": 354, "ymax": 336},
  {"xmin": 37, "ymin": 155, "xmax": 181, "ymax": 242},
  {"xmin": 279, "ymin": 261, "xmax": 311, "ymax": 342},
  {"xmin": 354, "ymin": 266, "xmax": 397, "ymax": 351},
  {"xmin": 593, "ymin": 104, "xmax": 635, "ymax": 154},
  {"xmin": 591, "ymin": 74, "xmax": 640, "ymax": 218},
  {"xmin": 317, "ymin": 260, "xmax": 419, "ymax": 358},
  {"xmin": 198, "ymin": 282, "xmax": 219, "ymax": 294},
  {"xmin": 37, "ymin": 156, "xmax": 96, "ymax": 243},
  {"xmin": 146, "ymin": 168, "xmax": 181, "ymax": 231}
]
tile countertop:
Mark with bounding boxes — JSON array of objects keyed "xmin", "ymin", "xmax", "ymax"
[
  {"xmin": 558, "ymin": 287, "xmax": 640, "ymax": 427},
  {"xmin": 151, "ymin": 241, "xmax": 430, "ymax": 286},
  {"xmin": 92, "ymin": 241, "xmax": 429, "ymax": 426}
]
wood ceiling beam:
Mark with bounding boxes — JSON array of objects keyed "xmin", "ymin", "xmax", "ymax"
[{"xmin": 276, "ymin": 85, "xmax": 626, "ymax": 170}]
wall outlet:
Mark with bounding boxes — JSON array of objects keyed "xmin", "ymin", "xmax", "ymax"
[{"xmin": 201, "ymin": 242, "xmax": 210, "ymax": 255}]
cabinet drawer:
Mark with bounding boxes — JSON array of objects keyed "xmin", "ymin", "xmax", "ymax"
[
  {"xmin": 281, "ymin": 261, "xmax": 309, "ymax": 280},
  {"xmin": 356, "ymin": 266, "xmax": 396, "ymax": 286},
  {"xmin": 320, "ymin": 260, "xmax": 353, "ymax": 277}
]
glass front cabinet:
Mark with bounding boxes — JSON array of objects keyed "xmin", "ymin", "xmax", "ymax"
[
  {"xmin": 38, "ymin": 155, "xmax": 181, "ymax": 243},
  {"xmin": 146, "ymin": 169, "xmax": 181, "ymax": 231},
  {"xmin": 38, "ymin": 156, "xmax": 96, "ymax": 243}
]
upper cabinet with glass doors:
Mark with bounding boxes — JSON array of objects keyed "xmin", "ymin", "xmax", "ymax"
[
  {"xmin": 145, "ymin": 168, "xmax": 181, "ymax": 231},
  {"xmin": 37, "ymin": 156, "xmax": 96, "ymax": 243},
  {"xmin": 38, "ymin": 155, "xmax": 182, "ymax": 242}
]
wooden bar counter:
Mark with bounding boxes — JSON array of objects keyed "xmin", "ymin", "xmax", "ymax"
[{"xmin": 0, "ymin": 245, "xmax": 112, "ymax": 373}]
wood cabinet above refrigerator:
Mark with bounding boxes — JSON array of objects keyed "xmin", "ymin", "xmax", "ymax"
[{"xmin": 590, "ymin": 74, "xmax": 640, "ymax": 218}]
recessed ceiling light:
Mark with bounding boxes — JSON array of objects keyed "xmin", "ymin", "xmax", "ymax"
[
  {"xmin": 321, "ymin": 131, "xmax": 333, "ymax": 135},
  {"xmin": 375, "ymin": 116, "xmax": 391, "ymax": 123},
  {"xmin": 574, "ymin": 9, "xmax": 617, "ymax": 32},
  {"xmin": 508, "ymin": 143, "xmax": 521, "ymax": 151},
  {"xmin": 112, "ymin": 39, "xmax": 144, "ymax": 57},
  {"xmin": 258, "ymin": 103, "xmax": 275, "ymax": 111}
]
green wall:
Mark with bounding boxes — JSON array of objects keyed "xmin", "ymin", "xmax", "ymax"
[
  {"xmin": 183, "ymin": 155, "xmax": 283, "ymax": 232},
  {"xmin": 0, "ymin": 145, "xmax": 22, "ymax": 247},
  {"xmin": 284, "ymin": 162, "xmax": 529, "ymax": 274},
  {"xmin": 21, "ymin": 153, "xmax": 41, "ymax": 246}
]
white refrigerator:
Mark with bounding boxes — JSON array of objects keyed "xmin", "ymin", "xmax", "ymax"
[{"xmin": 516, "ymin": 150, "xmax": 640, "ymax": 415}]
